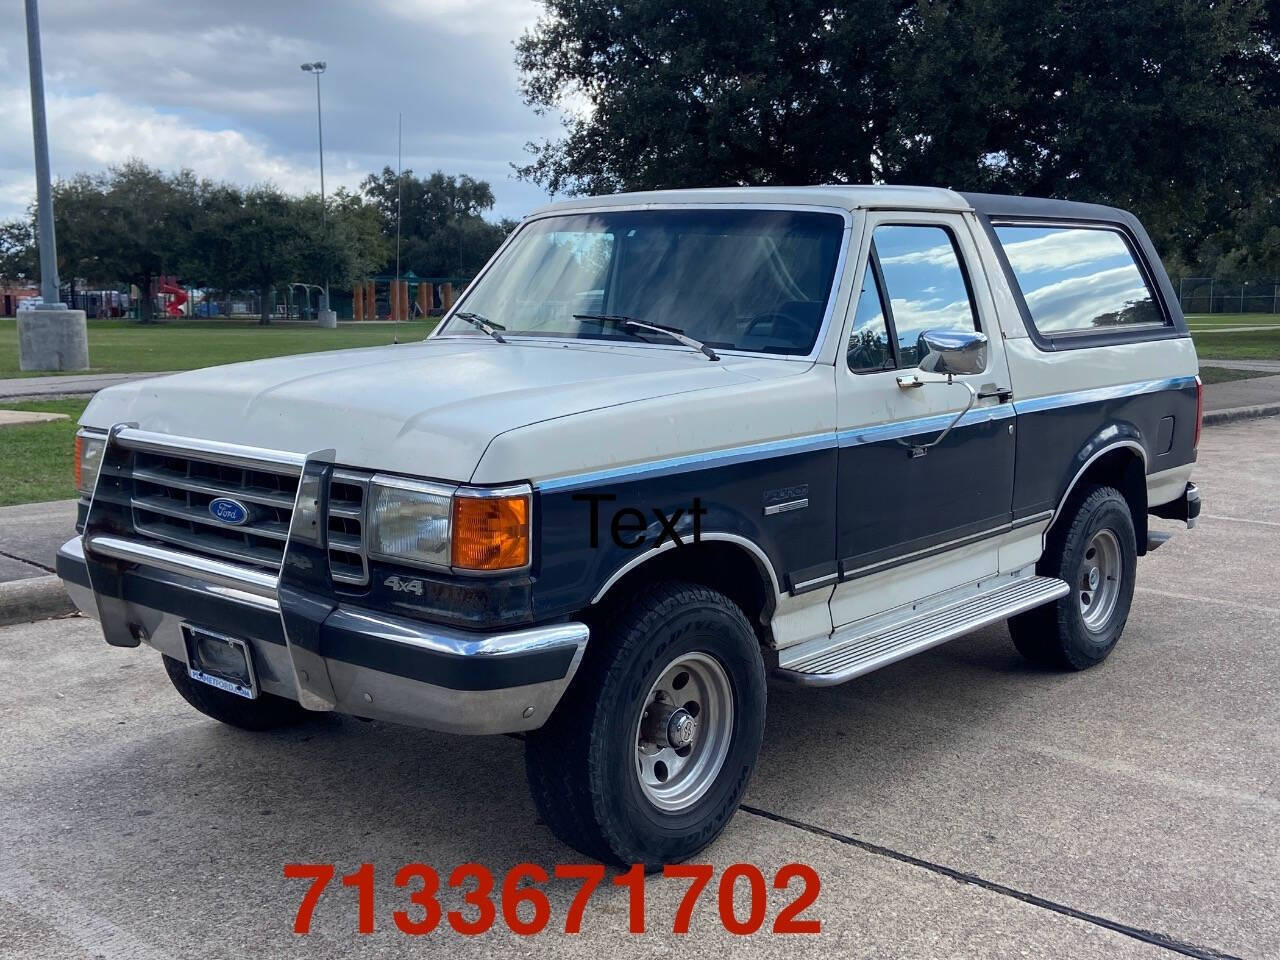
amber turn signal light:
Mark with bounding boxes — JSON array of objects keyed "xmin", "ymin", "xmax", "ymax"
[
  {"xmin": 74, "ymin": 434, "xmax": 85, "ymax": 493},
  {"xmin": 451, "ymin": 493, "xmax": 531, "ymax": 571}
]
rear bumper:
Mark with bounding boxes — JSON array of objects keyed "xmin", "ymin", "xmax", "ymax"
[
  {"xmin": 58, "ymin": 536, "xmax": 589, "ymax": 735},
  {"xmin": 1150, "ymin": 481, "xmax": 1201, "ymax": 528}
]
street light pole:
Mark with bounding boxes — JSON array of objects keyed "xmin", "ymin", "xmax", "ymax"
[
  {"xmin": 18, "ymin": 0, "xmax": 87, "ymax": 370},
  {"xmin": 26, "ymin": 0, "xmax": 57, "ymax": 306},
  {"xmin": 301, "ymin": 61, "xmax": 334, "ymax": 325}
]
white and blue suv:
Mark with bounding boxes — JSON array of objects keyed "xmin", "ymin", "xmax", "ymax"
[{"xmin": 60, "ymin": 185, "xmax": 1202, "ymax": 866}]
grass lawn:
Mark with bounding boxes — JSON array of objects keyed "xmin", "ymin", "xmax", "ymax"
[
  {"xmin": 0, "ymin": 396, "xmax": 89, "ymax": 506},
  {"xmin": 0, "ymin": 317, "xmax": 437, "ymax": 378},
  {"xmin": 1184, "ymin": 312, "xmax": 1280, "ymax": 327},
  {"xmin": 1191, "ymin": 327, "xmax": 1280, "ymax": 362}
]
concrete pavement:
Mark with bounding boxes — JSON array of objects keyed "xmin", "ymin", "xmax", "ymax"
[
  {"xmin": 0, "ymin": 500, "xmax": 76, "ymax": 626},
  {"xmin": 1200, "ymin": 358, "xmax": 1280, "ymax": 373},
  {"xmin": 0, "ymin": 371, "xmax": 173, "ymax": 401},
  {"xmin": 1200, "ymin": 372, "xmax": 1280, "ymax": 415},
  {"xmin": 0, "ymin": 499, "xmax": 74, "ymax": 582},
  {"xmin": 0, "ymin": 417, "xmax": 1276, "ymax": 958}
]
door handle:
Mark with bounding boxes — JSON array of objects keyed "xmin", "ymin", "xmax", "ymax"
[{"xmin": 977, "ymin": 387, "xmax": 1014, "ymax": 403}]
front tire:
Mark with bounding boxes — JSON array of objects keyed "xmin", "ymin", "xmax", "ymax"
[
  {"xmin": 162, "ymin": 654, "xmax": 312, "ymax": 731},
  {"xmin": 1009, "ymin": 484, "xmax": 1137, "ymax": 670},
  {"xmin": 525, "ymin": 581, "xmax": 766, "ymax": 868}
]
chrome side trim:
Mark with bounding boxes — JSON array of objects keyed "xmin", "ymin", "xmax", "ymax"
[
  {"xmin": 531, "ymin": 377, "xmax": 1186, "ymax": 495},
  {"xmin": 764, "ymin": 498, "xmax": 808, "ymax": 516},
  {"xmin": 85, "ymin": 533, "xmax": 278, "ymax": 599},
  {"xmin": 837, "ymin": 403, "xmax": 1013, "ymax": 448},
  {"xmin": 1013, "ymin": 376, "xmax": 1197, "ymax": 416},
  {"xmin": 1050, "ymin": 440, "xmax": 1147, "ymax": 529},
  {"xmin": 590, "ymin": 532, "xmax": 783, "ymax": 606},
  {"xmin": 790, "ymin": 572, "xmax": 838, "ymax": 593},
  {"xmin": 536, "ymin": 433, "xmax": 836, "ymax": 493},
  {"xmin": 114, "ymin": 427, "xmax": 306, "ymax": 476},
  {"xmin": 840, "ymin": 519, "xmax": 1014, "ymax": 580}
]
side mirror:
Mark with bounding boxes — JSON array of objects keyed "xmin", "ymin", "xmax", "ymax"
[{"xmin": 916, "ymin": 329, "xmax": 988, "ymax": 377}]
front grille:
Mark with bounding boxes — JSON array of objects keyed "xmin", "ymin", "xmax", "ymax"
[
  {"xmin": 131, "ymin": 450, "xmax": 299, "ymax": 571},
  {"xmin": 127, "ymin": 445, "xmax": 369, "ymax": 586},
  {"xmin": 327, "ymin": 472, "xmax": 369, "ymax": 585}
]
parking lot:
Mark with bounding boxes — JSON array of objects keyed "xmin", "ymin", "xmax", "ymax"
[{"xmin": 1, "ymin": 417, "xmax": 1276, "ymax": 960}]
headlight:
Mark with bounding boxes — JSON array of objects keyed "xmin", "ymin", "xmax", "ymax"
[
  {"xmin": 367, "ymin": 476, "xmax": 532, "ymax": 574},
  {"xmin": 368, "ymin": 477, "xmax": 455, "ymax": 568},
  {"xmin": 74, "ymin": 431, "xmax": 106, "ymax": 499}
]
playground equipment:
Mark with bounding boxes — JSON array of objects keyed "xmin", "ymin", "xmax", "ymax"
[{"xmin": 159, "ymin": 280, "xmax": 188, "ymax": 317}]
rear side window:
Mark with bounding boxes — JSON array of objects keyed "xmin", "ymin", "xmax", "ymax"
[
  {"xmin": 873, "ymin": 225, "xmax": 979, "ymax": 367},
  {"xmin": 993, "ymin": 224, "xmax": 1165, "ymax": 335}
]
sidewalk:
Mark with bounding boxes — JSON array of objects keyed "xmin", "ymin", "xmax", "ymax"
[
  {"xmin": 0, "ymin": 371, "xmax": 173, "ymax": 401},
  {"xmin": 1201, "ymin": 372, "xmax": 1280, "ymax": 417},
  {"xmin": 0, "ymin": 499, "xmax": 75, "ymax": 582},
  {"xmin": 1200, "ymin": 357, "xmax": 1280, "ymax": 373},
  {"xmin": 0, "ymin": 499, "xmax": 76, "ymax": 626}
]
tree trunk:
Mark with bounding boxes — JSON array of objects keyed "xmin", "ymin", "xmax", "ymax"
[
  {"xmin": 259, "ymin": 285, "xmax": 271, "ymax": 325},
  {"xmin": 137, "ymin": 276, "xmax": 155, "ymax": 323}
]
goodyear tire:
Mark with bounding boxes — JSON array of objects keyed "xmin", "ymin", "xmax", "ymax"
[
  {"xmin": 1009, "ymin": 485, "xmax": 1137, "ymax": 670},
  {"xmin": 525, "ymin": 580, "xmax": 766, "ymax": 868}
]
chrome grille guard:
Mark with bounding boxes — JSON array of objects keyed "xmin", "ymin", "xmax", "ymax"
[{"xmin": 81, "ymin": 426, "xmax": 342, "ymax": 709}]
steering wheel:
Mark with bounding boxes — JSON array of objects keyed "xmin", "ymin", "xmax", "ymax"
[{"xmin": 742, "ymin": 311, "xmax": 810, "ymax": 342}]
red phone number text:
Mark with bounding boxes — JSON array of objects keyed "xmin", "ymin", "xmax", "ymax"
[{"xmin": 285, "ymin": 862, "xmax": 820, "ymax": 936}]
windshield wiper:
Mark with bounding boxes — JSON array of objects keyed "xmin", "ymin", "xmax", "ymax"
[
  {"xmin": 454, "ymin": 311, "xmax": 506, "ymax": 344},
  {"xmin": 573, "ymin": 313, "xmax": 719, "ymax": 361}
]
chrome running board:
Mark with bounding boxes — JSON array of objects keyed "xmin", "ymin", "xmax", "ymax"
[{"xmin": 774, "ymin": 574, "xmax": 1069, "ymax": 687}]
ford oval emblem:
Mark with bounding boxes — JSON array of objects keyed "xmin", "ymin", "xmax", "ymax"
[{"xmin": 208, "ymin": 497, "xmax": 250, "ymax": 526}]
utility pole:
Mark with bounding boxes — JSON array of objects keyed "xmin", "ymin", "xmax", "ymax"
[
  {"xmin": 301, "ymin": 61, "xmax": 336, "ymax": 327},
  {"xmin": 18, "ymin": 0, "xmax": 88, "ymax": 371}
]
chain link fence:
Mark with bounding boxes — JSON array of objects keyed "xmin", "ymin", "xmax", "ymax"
[{"xmin": 1177, "ymin": 278, "xmax": 1280, "ymax": 314}]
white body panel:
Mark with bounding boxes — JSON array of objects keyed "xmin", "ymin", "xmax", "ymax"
[{"xmin": 83, "ymin": 339, "xmax": 811, "ymax": 483}]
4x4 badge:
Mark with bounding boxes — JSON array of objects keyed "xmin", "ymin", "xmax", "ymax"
[{"xmin": 383, "ymin": 576, "xmax": 424, "ymax": 596}]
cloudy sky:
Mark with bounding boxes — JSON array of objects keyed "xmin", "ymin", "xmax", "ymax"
[{"xmin": 0, "ymin": 0, "xmax": 561, "ymax": 221}]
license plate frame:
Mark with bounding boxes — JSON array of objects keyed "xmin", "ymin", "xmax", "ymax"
[{"xmin": 181, "ymin": 624, "xmax": 259, "ymax": 700}]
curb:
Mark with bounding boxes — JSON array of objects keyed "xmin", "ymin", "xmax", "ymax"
[
  {"xmin": 1203, "ymin": 403, "xmax": 1280, "ymax": 427},
  {"xmin": 0, "ymin": 575, "xmax": 76, "ymax": 627}
]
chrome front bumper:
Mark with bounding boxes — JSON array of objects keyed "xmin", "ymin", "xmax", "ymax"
[{"xmin": 58, "ymin": 537, "xmax": 589, "ymax": 735}]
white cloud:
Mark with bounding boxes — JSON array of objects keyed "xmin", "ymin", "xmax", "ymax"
[
  {"xmin": 0, "ymin": 0, "xmax": 561, "ymax": 221},
  {"xmin": 998, "ymin": 226, "xmax": 1132, "ymax": 275},
  {"xmin": 0, "ymin": 88, "xmax": 348, "ymax": 203},
  {"xmin": 878, "ymin": 241, "xmax": 957, "ymax": 268},
  {"xmin": 1022, "ymin": 264, "xmax": 1153, "ymax": 331}
]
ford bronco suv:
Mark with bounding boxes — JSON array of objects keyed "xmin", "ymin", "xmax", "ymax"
[{"xmin": 58, "ymin": 186, "xmax": 1201, "ymax": 867}]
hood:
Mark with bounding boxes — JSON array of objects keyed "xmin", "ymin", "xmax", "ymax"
[{"xmin": 82, "ymin": 335, "xmax": 802, "ymax": 481}]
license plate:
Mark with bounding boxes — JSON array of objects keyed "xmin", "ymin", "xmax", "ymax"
[{"xmin": 182, "ymin": 625, "xmax": 258, "ymax": 700}]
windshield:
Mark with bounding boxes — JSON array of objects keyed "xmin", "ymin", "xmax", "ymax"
[{"xmin": 439, "ymin": 208, "xmax": 845, "ymax": 356}]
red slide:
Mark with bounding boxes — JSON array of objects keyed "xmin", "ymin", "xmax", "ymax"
[{"xmin": 160, "ymin": 281, "xmax": 188, "ymax": 317}]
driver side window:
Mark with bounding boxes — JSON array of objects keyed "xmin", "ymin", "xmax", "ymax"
[
  {"xmin": 872, "ymin": 225, "xmax": 979, "ymax": 368},
  {"xmin": 847, "ymin": 263, "xmax": 894, "ymax": 373}
]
